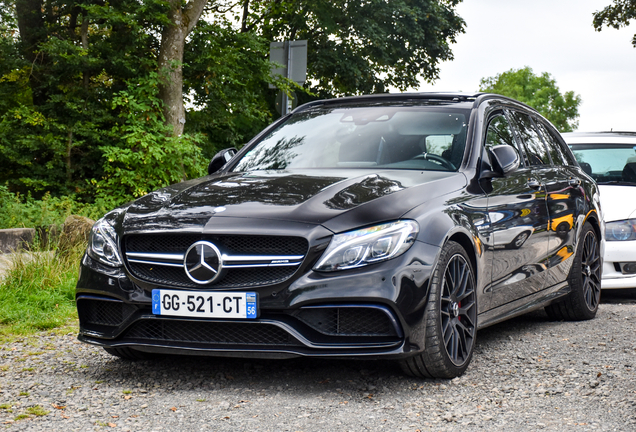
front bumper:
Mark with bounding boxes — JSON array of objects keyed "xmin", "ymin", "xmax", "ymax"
[
  {"xmin": 76, "ymin": 241, "xmax": 440, "ymax": 359},
  {"xmin": 601, "ymin": 240, "xmax": 636, "ymax": 289}
]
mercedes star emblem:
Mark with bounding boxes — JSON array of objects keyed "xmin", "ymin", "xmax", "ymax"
[{"xmin": 183, "ymin": 241, "xmax": 223, "ymax": 284}]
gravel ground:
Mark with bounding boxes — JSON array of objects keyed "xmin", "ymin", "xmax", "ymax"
[{"xmin": 2, "ymin": 293, "xmax": 636, "ymax": 432}]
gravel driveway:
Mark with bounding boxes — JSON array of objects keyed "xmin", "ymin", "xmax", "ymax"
[{"xmin": 2, "ymin": 293, "xmax": 636, "ymax": 432}]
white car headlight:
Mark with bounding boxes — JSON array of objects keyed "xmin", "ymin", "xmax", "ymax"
[
  {"xmin": 606, "ymin": 219, "xmax": 636, "ymax": 241},
  {"xmin": 314, "ymin": 220, "xmax": 419, "ymax": 272},
  {"xmin": 87, "ymin": 218, "xmax": 123, "ymax": 267}
]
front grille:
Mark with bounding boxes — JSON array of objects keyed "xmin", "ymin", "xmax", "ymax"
[
  {"xmin": 294, "ymin": 307, "xmax": 399, "ymax": 337},
  {"xmin": 123, "ymin": 319, "xmax": 303, "ymax": 346},
  {"xmin": 77, "ymin": 298, "xmax": 137, "ymax": 327},
  {"xmin": 123, "ymin": 234, "xmax": 309, "ymax": 288}
]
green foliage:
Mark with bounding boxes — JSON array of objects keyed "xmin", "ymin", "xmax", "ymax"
[
  {"xmin": 0, "ymin": 238, "xmax": 83, "ymax": 336},
  {"xmin": 0, "ymin": 185, "xmax": 105, "ymax": 229},
  {"xmin": 95, "ymin": 73, "xmax": 206, "ymax": 207},
  {"xmin": 593, "ymin": 0, "xmax": 636, "ymax": 47},
  {"xmin": 479, "ymin": 67, "xmax": 581, "ymax": 132},
  {"xmin": 184, "ymin": 20, "xmax": 276, "ymax": 156}
]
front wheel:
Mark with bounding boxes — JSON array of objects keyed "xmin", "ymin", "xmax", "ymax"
[
  {"xmin": 400, "ymin": 241, "xmax": 477, "ymax": 379},
  {"xmin": 545, "ymin": 222, "xmax": 601, "ymax": 321}
]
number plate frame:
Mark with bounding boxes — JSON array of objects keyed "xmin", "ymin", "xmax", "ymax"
[{"xmin": 151, "ymin": 289, "xmax": 258, "ymax": 319}]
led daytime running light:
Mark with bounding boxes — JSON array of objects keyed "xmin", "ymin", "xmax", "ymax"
[{"xmin": 314, "ymin": 220, "xmax": 419, "ymax": 271}]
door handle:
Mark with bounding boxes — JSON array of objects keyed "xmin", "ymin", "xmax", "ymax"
[
  {"xmin": 568, "ymin": 178, "xmax": 580, "ymax": 187},
  {"xmin": 527, "ymin": 178, "xmax": 541, "ymax": 189}
]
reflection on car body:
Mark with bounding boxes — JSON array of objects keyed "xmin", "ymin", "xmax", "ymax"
[{"xmin": 76, "ymin": 93, "xmax": 604, "ymax": 379}]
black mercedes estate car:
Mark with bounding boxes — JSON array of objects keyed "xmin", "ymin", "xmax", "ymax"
[{"xmin": 77, "ymin": 93, "xmax": 603, "ymax": 378}]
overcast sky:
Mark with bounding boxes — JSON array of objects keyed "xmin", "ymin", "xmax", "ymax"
[{"xmin": 417, "ymin": 0, "xmax": 636, "ymax": 132}]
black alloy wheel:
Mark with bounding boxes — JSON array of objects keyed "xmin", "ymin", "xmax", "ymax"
[
  {"xmin": 580, "ymin": 228, "xmax": 602, "ymax": 311},
  {"xmin": 400, "ymin": 241, "xmax": 477, "ymax": 378},
  {"xmin": 545, "ymin": 222, "xmax": 601, "ymax": 321},
  {"xmin": 441, "ymin": 252, "xmax": 477, "ymax": 365}
]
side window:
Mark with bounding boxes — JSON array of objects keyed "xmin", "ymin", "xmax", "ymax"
[
  {"xmin": 485, "ymin": 113, "xmax": 526, "ymax": 167},
  {"xmin": 535, "ymin": 121, "xmax": 577, "ymax": 166},
  {"xmin": 508, "ymin": 110, "xmax": 551, "ymax": 166}
]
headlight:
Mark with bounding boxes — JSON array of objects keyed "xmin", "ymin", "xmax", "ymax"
[
  {"xmin": 313, "ymin": 220, "xmax": 419, "ymax": 272},
  {"xmin": 605, "ymin": 219, "xmax": 636, "ymax": 241},
  {"xmin": 87, "ymin": 218, "xmax": 123, "ymax": 266}
]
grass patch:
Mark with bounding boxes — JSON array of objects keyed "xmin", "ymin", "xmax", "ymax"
[
  {"xmin": 0, "ymin": 240, "xmax": 84, "ymax": 336},
  {"xmin": 26, "ymin": 405, "xmax": 50, "ymax": 416}
]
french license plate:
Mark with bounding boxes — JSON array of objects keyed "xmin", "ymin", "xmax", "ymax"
[{"xmin": 152, "ymin": 289, "xmax": 257, "ymax": 319}]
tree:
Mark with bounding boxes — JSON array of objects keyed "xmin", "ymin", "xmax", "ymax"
[
  {"xmin": 158, "ymin": 0, "xmax": 208, "ymax": 137},
  {"xmin": 2, "ymin": 0, "xmax": 210, "ymax": 201},
  {"xmin": 241, "ymin": 0, "xmax": 466, "ymax": 97},
  {"xmin": 479, "ymin": 67, "xmax": 581, "ymax": 132},
  {"xmin": 0, "ymin": 0, "xmax": 466, "ymax": 206},
  {"xmin": 593, "ymin": 0, "xmax": 636, "ymax": 47}
]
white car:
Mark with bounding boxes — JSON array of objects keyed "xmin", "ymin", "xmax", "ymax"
[{"xmin": 563, "ymin": 132, "xmax": 636, "ymax": 289}]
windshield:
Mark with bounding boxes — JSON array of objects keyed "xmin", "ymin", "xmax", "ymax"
[
  {"xmin": 570, "ymin": 144, "xmax": 636, "ymax": 185},
  {"xmin": 232, "ymin": 106, "xmax": 469, "ymax": 172}
]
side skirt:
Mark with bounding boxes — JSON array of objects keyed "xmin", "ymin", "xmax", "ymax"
[{"xmin": 477, "ymin": 281, "xmax": 570, "ymax": 329}]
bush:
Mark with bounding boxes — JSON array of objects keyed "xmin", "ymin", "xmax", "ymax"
[{"xmin": 0, "ymin": 185, "xmax": 105, "ymax": 230}]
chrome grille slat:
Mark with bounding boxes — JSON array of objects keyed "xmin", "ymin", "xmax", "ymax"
[{"xmin": 125, "ymin": 252, "xmax": 304, "ymax": 268}]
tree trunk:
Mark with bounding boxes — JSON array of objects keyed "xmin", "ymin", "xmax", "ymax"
[
  {"xmin": 158, "ymin": 0, "xmax": 208, "ymax": 137},
  {"xmin": 15, "ymin": 0, "xmax": 48, "ymax": 107}
]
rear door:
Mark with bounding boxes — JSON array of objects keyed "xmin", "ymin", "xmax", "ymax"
[{"xmin": 533, "ymin": 119, "xmax": 587, "ymax": 287}]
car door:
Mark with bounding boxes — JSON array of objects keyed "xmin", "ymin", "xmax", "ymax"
[
  {"xmin": 533, "ymin": 119, "xmax": 587, "ymax": 286},
  {"xmin": 483, "ymin": 111, "xmax": 551, "ymax": 308}
]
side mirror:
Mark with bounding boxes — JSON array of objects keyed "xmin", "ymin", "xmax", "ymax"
[
  {"xmin": 484, "ymin": 145, "xmax": 520, "ymax": 178},
  {"xmin": 207, "ymin": 148, "xmax": 237, "ymax": 175}
]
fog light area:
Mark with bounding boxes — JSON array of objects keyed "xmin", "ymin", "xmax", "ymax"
[{"xmin": 620, "ymin": 262, "xmax": 636, "ymax": 275}]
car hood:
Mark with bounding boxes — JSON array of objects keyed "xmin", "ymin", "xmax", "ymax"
[
  {"xmin": 599, "ymin": 184, "xmax": 636, "ymax": 222},
  {"xmin": 121, "ymin": 169, "xmax": 465, "ymax": 233}
]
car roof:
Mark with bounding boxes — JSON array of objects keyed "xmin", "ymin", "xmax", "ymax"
[
  {"xmin": 292, "ymin": 92, "xmax": 539, "ymax": 114},
  {"xmin": 562, "ymin": 131, "xmax": 636, "ymax": 145}
]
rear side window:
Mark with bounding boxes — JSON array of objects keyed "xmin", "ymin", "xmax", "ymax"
[
  {"xmin": 508, "ymin": 110, "xmax": 551, "ymax": 166},
  {"xmin": 535, "ymin": 121, "xmax": 578, "ymax": 166}
]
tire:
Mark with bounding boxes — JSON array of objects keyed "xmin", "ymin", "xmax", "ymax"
[
  {"xmin": 545, "ymin": 222, "xmax": 601, "ymax": 321},
  {"xmin": 399, "ymin": 241, "xmax": 477, "ymax": 379},
  {"xmin": 103, "ymin": 347, "xmax": 153, "ymax": 360}
]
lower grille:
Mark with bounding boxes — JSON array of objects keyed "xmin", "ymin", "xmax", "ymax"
[
  {"xmin": 294, "ymin": 307, "xmax": 399, "ymax": 337},
  {"xmin": 123, "ymin": 320, "xmax": 303, "ymax": 346},
  {"xmin": 78, "ymin": 298, "xmax": 137, "ymax": 327}
]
